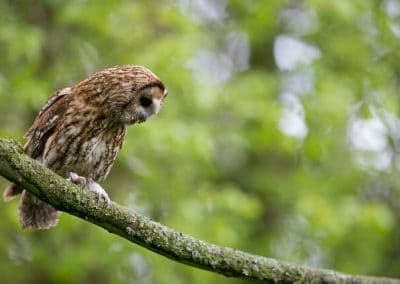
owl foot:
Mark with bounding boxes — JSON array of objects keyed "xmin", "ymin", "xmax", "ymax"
[{"xmin": 68, "ymin": 172, "xmax": 111, "ymax": 205}]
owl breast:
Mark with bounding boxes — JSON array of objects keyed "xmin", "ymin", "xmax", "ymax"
[
  {"xmin": 43, "ymin": 119, "xmax": 127, "ymax": 182},
  {"xmin": 72, "ymin": 137, "xmax": 116, "ymax": 180}
]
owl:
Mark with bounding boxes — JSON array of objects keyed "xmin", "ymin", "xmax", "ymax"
[{"xmin": 3, "ymin": 65, "xmax": 167, "ymax": 229}]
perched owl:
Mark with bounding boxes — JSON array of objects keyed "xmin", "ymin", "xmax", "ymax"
[{"xmin": 4, "ymin": 65, "xmax": 167, "ymax": 229}]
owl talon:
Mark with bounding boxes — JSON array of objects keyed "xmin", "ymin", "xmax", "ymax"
[
  {"xmin": 87, "ymin": 178, "xmax": 111, "ymax": 205},
  {"xmin": 68, "ymin": 172, "xmax": 110, "ymax": 205},
  {"xmin": 68, "ymin": 172, "xmax": 86, "ymax": 186}
]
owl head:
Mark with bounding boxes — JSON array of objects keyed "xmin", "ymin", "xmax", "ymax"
[{"xmin": 75, "ymin": 65, "xmax": 168, "ymax": 125}]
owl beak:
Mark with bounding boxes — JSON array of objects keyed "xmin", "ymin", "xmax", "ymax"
[{"xmin": 151, "ymin": 98, "xmax": 163, "ymax": 115}]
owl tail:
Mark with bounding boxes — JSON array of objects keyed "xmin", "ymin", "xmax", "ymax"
[
  {"xmin": 4, "ymin": 185, "xmax": 60, "ymax": 229},
  {"xmin": 3, "ymin": 184, "xmax": 23, "ymax": 201},
  {"xmin": 18, "ymin": 190, "xmax": 61, "ymax": 230}
]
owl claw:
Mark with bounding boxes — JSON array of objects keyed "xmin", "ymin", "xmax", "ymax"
[
  {"xmin": 87, "ymin": 177, "xmax": 111, "ymax": 205},
  {"xmin": 68, "ymin": 172, "xmax": 87, "ymax": 186},
  {"xmin": 68, "ymin": 172, "xmax": 111, "ymax": 205}
]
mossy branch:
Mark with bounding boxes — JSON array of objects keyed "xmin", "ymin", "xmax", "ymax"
[{"xmin": 0, "ymin": 138, "xmax": 398, "ymax": 284}]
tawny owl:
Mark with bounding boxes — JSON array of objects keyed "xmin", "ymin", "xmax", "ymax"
[{"xmin": 4, "ymin": 65, "xmax": 167, "ymax": 229}]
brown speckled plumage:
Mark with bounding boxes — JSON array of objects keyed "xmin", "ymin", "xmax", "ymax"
[{"xmin": 4, "ymin": 65, "xmax": 167, "ymax": 229}]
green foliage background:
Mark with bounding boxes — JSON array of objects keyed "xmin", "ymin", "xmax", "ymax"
[{"xmin": 0, "ymin": 1, "xmax": 399, "ymax": 283}]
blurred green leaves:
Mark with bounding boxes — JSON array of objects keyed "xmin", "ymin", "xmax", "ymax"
[{"xmin": 0, "ymin": 0, "xmax": 399, "ymax": 283}]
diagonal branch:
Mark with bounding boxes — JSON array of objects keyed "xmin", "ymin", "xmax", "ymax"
[{"xmin": 0, "ymin": 138, "xmax": 398, "ymax": 284}]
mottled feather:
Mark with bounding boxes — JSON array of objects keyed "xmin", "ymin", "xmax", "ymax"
[{"xmin": 4, "ymin": 65, "xmax": 167, "ymax": 229}]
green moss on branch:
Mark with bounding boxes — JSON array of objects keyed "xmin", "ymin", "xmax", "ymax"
[{"xmin": 0, "ymin": 138, "xmax": 398, "ymax": 283}]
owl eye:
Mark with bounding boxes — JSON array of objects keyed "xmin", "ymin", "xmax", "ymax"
[{"xmin": 140, "ymin": 96, "xmax": 152, "ymax": 107}]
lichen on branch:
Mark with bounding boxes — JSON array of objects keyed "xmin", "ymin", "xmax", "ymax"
[{"xmin": 0, "ymin": 138, "xmax": 398, "ymax": 284}]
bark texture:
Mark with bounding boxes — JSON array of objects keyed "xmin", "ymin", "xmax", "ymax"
[{"xmin": 0, "ymin": 138, "xmax": 398, "ymax": 284}]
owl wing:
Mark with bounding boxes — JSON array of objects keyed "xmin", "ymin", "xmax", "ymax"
[
  {"xmin": 24, "ymin": 88, "xmax": 72, "ymax": 159},
  {"xmin": 4, "ymin": 88, "xmax": 72, "ymax": 201}
]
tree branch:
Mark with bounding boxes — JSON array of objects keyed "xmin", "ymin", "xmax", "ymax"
[{"xmin": 0, "ymin": 138, "xmax": 398, "ymax": 284}]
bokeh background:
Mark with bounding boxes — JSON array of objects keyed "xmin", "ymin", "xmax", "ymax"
[{"xmin": 1, "ymin": 0, "xmax": 400, "ymax": 283}]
